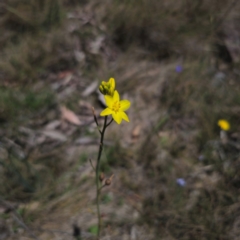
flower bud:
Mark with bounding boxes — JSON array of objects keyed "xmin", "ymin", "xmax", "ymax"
[
  {"xmin": 99, "ymin": 78, "xmax": 115, "ymax": 96},
  {"xmin": 105, "ymin": 178, "xmax": 111, "ymax": 186},
  {"xmin": 99, "ymin": 85, "xmax": 105, "ymax": 94},
  {"xmin": 105, "ymin": 174, "xmax": 114, "ymax": 186}
]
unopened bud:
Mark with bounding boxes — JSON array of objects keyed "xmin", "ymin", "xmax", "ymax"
[
  {"xmin": 105, "ymin": 174, "xmax": 114, "ymax": 186},
  {"xmin": 99, "ymin": 78, "xmax": 115, "ymax": 96},
  {"xmin": 105, "ymin": 178, "xmax": 111, "ymax": 186},
  {"xmin": 99, "ymin": 85, "xmax": 105, "ymax": 94},
  {"xmin": 99, "ymin": 172, "xmax": 105, "ymax": 181}
]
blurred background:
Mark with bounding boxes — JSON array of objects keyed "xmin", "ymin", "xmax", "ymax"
[{"xmin": 1, "ymin": 0, "xmax": 240, "ymax": 239}]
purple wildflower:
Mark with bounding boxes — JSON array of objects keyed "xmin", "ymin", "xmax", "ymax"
[
  {"xmin": 175, "ymin": 65, "xmax": 183, "ymax": 73},
  {"xmin": 176, "ymin": 178, "xmax": 186, "ymax": 187}
]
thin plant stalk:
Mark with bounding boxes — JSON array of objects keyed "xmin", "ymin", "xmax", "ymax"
[{"xmin": 95, "ymin": 116, "xmax": 108, "ymax": 239}]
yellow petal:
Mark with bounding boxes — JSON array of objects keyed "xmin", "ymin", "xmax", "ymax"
[
  {"xmin": 120, "ymin": 112, "xmax": 130, "ymax": 122},
  {"xmin": 100, "ymin": 108, "xmax": 112, "ymax": 116},
  {"xmin": 218, "ymin": 119, "xmax": 230, "ymax": 131},
  {"xmin": 112, "ymin": 112, "xmax": 122, "ymax": 124},
  {"xmin": 109, "ymin": 78, "xmax": 115, "ymax": 89},
  {"xmin": 113, "ymin": 90, "xmax": 120, "ymax": 102},
  {"xmin": 104, "ymin": 95, "xmax": 113, "ymax": 107},
  {"xmin": 120, "ymin": 100, "xmax": 131, "ymax": 111}
]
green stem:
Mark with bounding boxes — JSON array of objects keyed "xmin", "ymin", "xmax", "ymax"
[{"xmin": 96, "ymin": 116, "xmax": 108, "ymax": 239}]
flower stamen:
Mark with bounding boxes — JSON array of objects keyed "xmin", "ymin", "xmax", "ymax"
[{"xmin": 112, "ymin": 101, "xmax": 121, "ymax": 113}]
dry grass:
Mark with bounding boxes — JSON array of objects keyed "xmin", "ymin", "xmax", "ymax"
[
  {"xmin": 139, "ymin": 60, "xmax": 240, "ymax": 239},
  {"xmin": 104, "ymin": 0, "xmax": 229, "ymax": 59}
]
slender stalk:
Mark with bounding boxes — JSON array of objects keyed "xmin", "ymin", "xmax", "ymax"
[
  {"xmin": 96, "ymin": 116, "xmax": 108, "ymax": 239},
  {"xmin": 89, "ymin": 158, "xmax": 96, "ymax": 171}
]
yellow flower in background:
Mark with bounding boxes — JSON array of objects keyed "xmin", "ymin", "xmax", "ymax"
[
  {"xmin": 100, "ymin": 90, "xmax": 130, "ymax": 124},
  {"xmin": 218, "ymin": 119, "xmax": 230, "ymax": 131},
  {"xmin": 99, "ymin": 78, "xmax": 115, "ymax": 96}
]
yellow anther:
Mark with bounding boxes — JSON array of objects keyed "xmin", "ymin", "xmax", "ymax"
[{"xmin": 112, "ymin": 101, "xmax": 121, "ymax": 113}]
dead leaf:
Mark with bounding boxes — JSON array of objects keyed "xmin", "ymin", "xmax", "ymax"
[
  {"xmin": 60, "ymin": 106, "xmax": 81, "ymax": 126},
  {"xmin": 74, "ymin": 50, "xmax": 85, "ymax": 63},
  {"xmin": 40, "ymin": 130, "xmax": 67, "ymax": 142},
  {"xmin": 44, "ymin": 120, "xmax": 61, "ymax": 130},
  {"xmin": 82, "ymin": 80, "xmax": 98, "ymax": 97},
  {"xmin": 35, "ymin": 135, "xmax": 46, "ymax": 145},
  {"xmin": 132, "ymin": 125, "xmax": 141, "ymax": 139},
  {"xmin": 89, "ymin": 36, "xmax": 105, "ymax": 54},
  {"xmin": 75, "ymin": 137, "xmax": 97, "ymax": 145},
  {"xmin": 74, "ymin": 137, "xmax": 112, "ymax": 146},
  {"xmin": 62, "ymin": 73, "xmax": 73, "ymax": 85},
  {"xmin": 58, "ymin": 70, "xmax": 72, "ymax": 79}
]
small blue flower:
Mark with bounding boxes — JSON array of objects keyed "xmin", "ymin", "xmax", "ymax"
[
  {"xmin": 176, "ymin": 178, "xmax": 186, "ymax": 187},
  {"xmin": 175, "ymin": 65, "xmax": 183, "ymax": 73}
]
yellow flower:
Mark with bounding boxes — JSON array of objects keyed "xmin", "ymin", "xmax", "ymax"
[
  {"xmin": 218, "ymin": 119, "xmax": 230, "ymax": 131},
  {"xmin": 100, "ymin": 90, "xmax": 130, "ymax": 124},
  {"xmin": 99, "ymin": 78, "xmax": 115, "ymax": 96}
]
